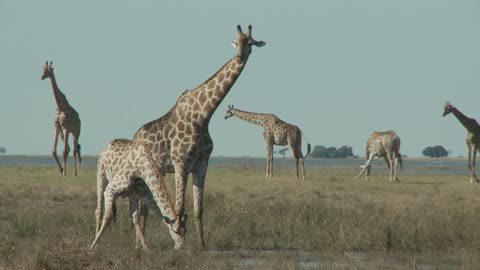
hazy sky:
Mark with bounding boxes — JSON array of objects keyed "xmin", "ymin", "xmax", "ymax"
[{"xmin": 1, "ymin": 1, "xmax": 479, "ymax": 158}]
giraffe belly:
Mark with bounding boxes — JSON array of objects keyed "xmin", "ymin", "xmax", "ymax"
[{"xmin": 274, "ymin": 136, "xmax": 288, "ymax": 146}]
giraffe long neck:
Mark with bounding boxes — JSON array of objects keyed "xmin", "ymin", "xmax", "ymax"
[
  {"xmin": 451, "ymin": 107, "xmax": 480, "ymax": 133},
  {"xmin": 231, "ymin": 109, "xmax": 270, "ymax": 127},
  {"xmin": 48, "ymin": 73, "xmax": 70, "ymax": 111},
  {"xmin": 141, "ymin": 146, "xmax": 177, "ymax": 221},
  {"xmin": 193, "ymin": 55, "xmax": 249, "ymax": 123}
]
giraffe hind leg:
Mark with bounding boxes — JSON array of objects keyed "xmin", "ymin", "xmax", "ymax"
[{"xmin": 472, "ymin": 147, "xmax": 479, "ymax": 183}]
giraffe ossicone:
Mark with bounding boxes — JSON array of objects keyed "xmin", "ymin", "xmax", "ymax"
[
  {"xmin": 132, "ymin": 25, "xmax": 265, "ymax": 249},
  {"xmin": 41, "ymin": 61, "xmax": 82, "ymax": 176},
  {"xmin": 90, "ymin": 139, "xmax": 186, "ymax": 250},
  {"xmin": 225, "ymin": 105, "xmax": 311, "ymax": 180}
]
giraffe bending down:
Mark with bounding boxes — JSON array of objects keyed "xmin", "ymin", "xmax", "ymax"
[
  {"xmin": 90, "ymin": 139, "xmax": 186, "ymax": 250},
  {"xmin": 41, "ymin": 61, "xmax": 82, "ymax": 176},
  {"xmin": 224, "ymin": 105, "xmax": 311, "ymax": 180},
  {"xmin": 132, "ymin": 25, "xmax": 265, "ymax": 249},
  {"xmin": 443, "ymin": 101, "xmax": 480, "ymax": 183},
  {"xmin": 354, "ymin": 130, "xmax": 403, "ymax": 182}
]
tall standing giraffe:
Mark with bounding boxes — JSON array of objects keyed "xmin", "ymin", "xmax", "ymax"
[
  {"xmin": 443, "ymin": 101, "xmax": 480, "ymax": 183},
  {"xmin": 132, "ymin": 25, "xmax": 265, "ymax": 249},
  {"xmin": 354, "ymin": 130, "xmax": 403, "ymax": 182},
  {"xmin": 41, "ymin": 61, "xmax": 82, "ymax": 176},
  {"xmin": 224, "ymin": 105, "xmax": 311, "ymax": 180},
  {"xmin": 91, "ymin": 139, "xmax": 186, "ymax": 250}
]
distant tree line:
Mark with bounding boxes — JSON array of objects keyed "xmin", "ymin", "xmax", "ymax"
[
  {"xmin": 0, "ymin": 147, "xmax": 6, "ymax": 155},
  {"xmin": 422, "ymin": 145, "xmax": 448, "ymax": 158},
  {"xmin": 310, "ymin": 145, "xmax": 354, "ymax": 158}
]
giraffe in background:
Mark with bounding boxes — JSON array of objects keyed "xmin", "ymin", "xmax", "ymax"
[
  {"xmin": 443, "ymin": 101, "xmax": 480, "ymax": 183},
  {"xmin": 90, "ymin": 139, "xmax": 186, "ymax": 250},
  {"xmin": 224, "ymin": 105, "xmax": 311, "ymax": 180},
  {"xmin": 132, "ymin": 25, "xmax": 265, "ymax": 249},
  {"xmin": 355, "ymin": 130, "xmax": 403, "ymax": 182},
  {"xmin": 41, "ymin": 61, "xmax": 82, "ymax": 176}
]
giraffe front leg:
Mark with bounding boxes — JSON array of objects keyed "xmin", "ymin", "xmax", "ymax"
[
  {"xmin": 90, "ymin": 186, "xmax": 116, "ymax": 250},
  {"xmin": 354, "ymin": 154, "xmax": 375, "ymax": 181},
  {"xmin": 266, "ymin": 143, "xmax": 273, "ymax": 179},
  {"xmin": 52, "ymin": 123, "xmax": 63, "ymax": 175},
  {"xmin": 62, "ymin": 130, "xmax": 70, "ymax": 176},
  {"xmin": 467, "ymin": 146, "xmax": 474, "ymax": 183},
  {"xmin": 129, "ymin": 197, "xmax": 148, "ymax": 250},
  {"xmin": 173, "ymin": 162, "xmax": 188, "ymax": 237},
  {"xmin": 192, "ymin": 163, "xmax": 207, "ymax": 250}
]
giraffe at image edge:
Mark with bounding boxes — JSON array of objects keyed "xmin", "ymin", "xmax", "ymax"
[
  {"xmin": 132, "ymin": 25, "xmax": 265, "ymax": 249},
  {"xmin": 224, "ymin": 105, "xmax": 311, "ymax": 180},
  {"xmin": 443, "ymin": 101, "xmax": 480, "ymax": 183},
  {"xmin": 41, "ymin": 61, "xmax": 82, "ymax": 176}
]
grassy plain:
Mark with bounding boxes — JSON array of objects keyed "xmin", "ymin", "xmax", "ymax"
[{"xmin": 1, "ymin": 161, "xmax": 480, "ymax": 269}]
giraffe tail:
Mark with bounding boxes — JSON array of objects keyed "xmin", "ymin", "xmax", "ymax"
[
  {"xmin": 397, "ymin": 153, "xmax": 403, "ymax": 171},
  {"xmin": 306, "ymin": 143, "xmax": 312, "ymax": 158},
  {"xmin": 77, "ymin": 144, "xmax": 82, "ymax": 164},
  {"xmin": 300, "ymin": 131, "xmax": 311, "ymax": 158}
]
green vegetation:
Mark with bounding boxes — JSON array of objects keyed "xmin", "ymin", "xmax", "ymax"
[
  {"xmin": 310, "ymin": 145, "xmax": 354, "ymax": 158},
  {"xmin": 422, "ymin": 145, "xmax": 449, "ymax": 158},
  {"xmin": 1, "ymin": 164, "xmax": 480, "ymax": 269}
]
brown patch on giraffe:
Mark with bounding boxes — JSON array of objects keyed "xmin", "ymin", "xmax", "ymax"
[
  {"xmin": 185, "ymin": 124, "xmax": 193, "ymax": 135},
  {"xmin": 217, "ymin": 72, "xmax": 225, "ymax": 82},
  {"xmin": 177, "ymin": 121, "xmax": 185, "ymax": 132},
  {"xmin": 193, "ymin": 101, "xmax": 201, "ymax": 111},
  {"xmin": 177, "ymin": 131, "xmax": 185, "ymax": 140},
  {"xmin": 222, "ymin": 81, "xmax": 231, "ymax": 89},
  {"xmin": 207, "ymin": 80, "xmax": 215, "ymax": 89},
  {"xmin": 198, "ymin": 91, "xmax": 207, "ymax": 105}
]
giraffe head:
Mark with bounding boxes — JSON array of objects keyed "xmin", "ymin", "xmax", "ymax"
[
  {"xmin": 224, "ymin": 105, "xmax": 235, "ymax": 119},
  {"xmin": 443, "ymin": 101, "xmax": 454, "ymax": 117},
  {"xmin": 165, "ymin": 214, "xmax": 187, "ymax": 249},
  {"xmin": 41, "ymin": 61, "xmax": 54, "ymax": 80},
  {"xmin": 231, "ymin": 25, "xmax": 265, "ymax": 60}
]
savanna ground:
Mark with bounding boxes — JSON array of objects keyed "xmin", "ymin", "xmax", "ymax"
[{"xmin": 1, "ymin": 158, "xmax": 480, "ymax": 269}]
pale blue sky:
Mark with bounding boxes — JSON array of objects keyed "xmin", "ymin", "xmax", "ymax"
[{"xmin": 1, "ymin": 1, "xmax": 479, "ymax": 158}]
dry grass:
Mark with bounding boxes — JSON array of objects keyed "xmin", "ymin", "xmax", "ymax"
[{"xmin": 1, "ymin": 162, "xmax": 480, "ymax": 269}]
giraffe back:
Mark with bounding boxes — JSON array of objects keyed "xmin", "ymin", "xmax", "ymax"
[{"xmin": 366, "ymin": 130, "xmax": 401, "ymax": 158}]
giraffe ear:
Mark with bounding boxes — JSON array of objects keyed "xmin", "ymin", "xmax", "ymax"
[
  {"xmin": 231, "ymin": 41, "xmax": 238, "ymax": 48},
  {"xmin": 250, "ymin": 39, "xmax": 266, "ymax": 47}
]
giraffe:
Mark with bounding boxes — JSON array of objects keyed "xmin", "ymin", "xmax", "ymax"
[
  {"xmin": 224, "ymin": 105, "xmax": 311, "ymax": 180},
  {"xmin": 354, "ymin": 130, "xmax": 403, "ymax": 182},
  {"xmin": 41, "ymin": 61, "xmax": 82, "ymax": 176},
  {"xmin": 443, "ymin": 101, "xmax": 480, "ymax": 183},
  {"xmin": 90, "ymin": 139, "xmax": 186, "ymax": 250},
  {"xmin": 132, "ymin": 25, "xmax": 265, "ymax": 249}
]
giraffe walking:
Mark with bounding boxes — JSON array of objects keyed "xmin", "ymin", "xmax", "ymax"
[
  {"xmin": 41, "ymin": 61, "xmax": 82, "ymax": 176},
  {"xmin": 224, "ymin": 105, "xmax": 311, "ymax": 180},
  {"xmin": 91, "ymin": 139, "xmax": 186, "ymax": 250},
  {"xmin": 355, "ymin": 130, "xmax": 403, "ymax": 182},
  {"xmin": 443, "ymin": 101, "xmax": 480, "ymax": 183},
  {"xmin": 132, "ymin": 25, "xmax": 265, "ymax": 249}
]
